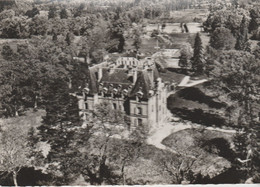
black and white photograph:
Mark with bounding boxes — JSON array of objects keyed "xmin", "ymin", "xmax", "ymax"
[{"xmin": 0, "ymin": 0, "xmax": 259, "ymax": 186}]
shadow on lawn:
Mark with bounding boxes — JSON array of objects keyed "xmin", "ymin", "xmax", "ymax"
[
  {"xmin": 177, "ymin": 87, "xmax": 226, "ymax": 109},
  {"xmin": 171, "ymin": 107, "xmax": 226, "ymax": 128}
]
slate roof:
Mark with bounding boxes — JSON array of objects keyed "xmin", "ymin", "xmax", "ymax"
[
  {"xmin": 86, "ymin": 65, "xmax": 161, "ymax": 99},
  {"xmin": 101, "ymin": 68, "xmax": 133, "ymax": 85},
  {"xmin": 130, "ymin": 71, "xmax": 153, "ymax": 99}
]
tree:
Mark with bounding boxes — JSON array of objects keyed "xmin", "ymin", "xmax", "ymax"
[
  {"xmin": 151, "ymin": 29, "xmax": 159, "ymax": 37},
  {"xmin": 60, "ymin": 8, "xmax": 68, "ymax": 19},
  {"xmin": 161, "ymin": 23, "xmax": 166, "ymax": 33},
  {"xmin": 249, "ymin": 7, "xmax": 260, "ymax": 33},
  {"xmin": 0, "ymin": 16, "xmax": 30, "ymax": 38},
  {"xmin": 184, "ymin": 23, "xmax": 189, "ymax": 33},
  {"xmin": 206, "ymin": 49, "xmax": 260, "ymax": 181},
  {"xmin": 210, "ymin": 27, "xmax": 236, "ymax": 50},
  {"xmin": 208, "ymin": 50, "xmax": 259, "ymax": 123},
  {"xmin": 235, "ymin": 16, "xmax": 249, "ymax": 50},
  {"xmin": 73, "ymin": 3, "xmax": 85, "ymax": 18},
  {"xmin": 0, "ymin": 124, "xmax": 31, "ymax": 186},
  {"xmin": 65, "ymin": 32, "xmax": 73, "ymax": 46},
  {"xmin": 0, "ymin": 58, "xmax": 30, "ymax": 117},
  {"xmin": 253, "ymin": 44, "xmax": 260, "ymax": 59},
  {"xmin": 0, "ymin": 9, "xmax": 15, "ymax": 21},
  {"xmin": 158, "ymin": 149, "xmax": 201, "ymax": 184},
  {"xmin": 80, "ymin": 102, "xmax": 130, "ymax": 185},
  {"xmin": 37, "ymin": 80, "xmax": 83, "ymax": 184},
  {"xmin": 108, "ymin": 124, "xmax": 148, "ymax": 184},
  {"xmin": 48, "ymin": 5, "xmax": 58, "ymax": 19},
  {"xmin": 108, "ymin": 18, "xmax": 128, "ymax": 53},
  {"xmin": 0, "ymin": 43, "xmax": 42, "ymax": 116},
  {"xmin": 233, "ymin": 129, "xmax": 249, "ymax": 163},
  {"xmin": 132, "ymin": 28, "xmax": 142, "ymax": 56},
  {"xmin": 25, "ymin": 7, "xmax": 39, "ymax": 18},
  {"xmin": 29, "ymin": 15, "xmax": 49, "ymax": 36},
  {"xmin": 252, "ymin": 28, "xmax": 260, "ymax": 40},
  {"xmin": 179, "ymin": 44, "xmax": 192, "ymax": 69},
  {"xmin": 192, "ymin": 33, "xmax": 205, "ymax": 74}
]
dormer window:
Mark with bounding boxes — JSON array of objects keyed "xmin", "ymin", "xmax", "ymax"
[
  {"xmin": 123, "ymin": 89, "xmax": 128, "ymax": 95},
  {"xmin": 118, "ymin": 85, "xmax": 122, "ymax": 92},
  {"xmin": 84, "ymin": 88, "xmax": 90, "ymax": 94},
  {"xmin": 149, "ymin": 90, "xmax": 154, "ymax": 97},
  {"xmin": 137, "ymin": 91, "xmax": 144, "ymax": 98},
  {"xmin": 113, "ymin": 88, "xmax": 118, "ymax": 94},
  {"xmin": 103, "ymin": 87, "xmax": 108, "ymax": 93}
]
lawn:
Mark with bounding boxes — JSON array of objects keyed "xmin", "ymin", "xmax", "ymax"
[
  {"xmin": 145, "ymin": 23, "xmax": 202, "ymax": 34},
  {"xmin": 167, "ymin": 86, "xmax": 229, "ymax": 128},
  {"xmin": 0, "ymin": 109, "xmax": 50, "ymax": 158},
  {"xmin": 169, "ymin": 9, "xmax": 209, "ymax": 23},
  {"xmin": 167, "ymin": 33, "xmax": 196, "ymax": 49},
  {"xmin": 0, "ymin": 109, "xmax": 45, "ymax": 131}
]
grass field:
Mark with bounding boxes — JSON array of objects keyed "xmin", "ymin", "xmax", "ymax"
[
  {"xmin": 145, "ymin": 23, "xmax": 203, "ymax": 34},
  {"xmin": 169, "ymin": 9, "xmax": 209, "ymax": 23},
  {"xmin": 0, "ymin": 109, "xmax": 45, "ymax": 131}
]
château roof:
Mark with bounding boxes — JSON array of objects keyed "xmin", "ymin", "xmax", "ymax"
[
  {"xmin": 130, "ymin": 71, "xmax": 152, "ymax": 99},
  {"xmin": 86, "ymin": 64, "xmax": 161, "ymax": 99},
  {"xmin": 100, "ymin": 68, "xmax": 133, "ymax": 85}
]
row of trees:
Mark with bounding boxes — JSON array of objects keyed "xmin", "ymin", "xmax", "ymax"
[
  {"xmin": 203, "ymin": 3, "xmax": 260, "ymax": 182},
  {"xmin": 178, "ymin": 2, "xmax": 260, "ymax": 182}
]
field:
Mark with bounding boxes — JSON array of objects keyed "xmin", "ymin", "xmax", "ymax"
[
  {"xmin": 169, "ymin": 9, "xmax": 209, "ymax": 23},
  {"xmin": 144, "ymin": 22, "xmax": 203, "ymax": 34}
]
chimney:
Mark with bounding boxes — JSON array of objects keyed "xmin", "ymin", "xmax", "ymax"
[
  {"xmin": 133, "ymin": 70, "xmax": 138, "ymax": 84},
  {"xmin": 98, "ymin": 68, "xmax": 103, "ymax": 81},
  {"xmin": 147, "ymin": 68, "xmax": 154, "ymax": 87}
]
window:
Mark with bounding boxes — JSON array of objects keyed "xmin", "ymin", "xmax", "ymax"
[
  {"xmin": 138, "ymin": 118, "xmax": 142, "ymax": 126},
  {"xmin": 85, "ymin": 103, "xmax": 88, "ymax": 110},
  {"xmin": 137, "ymin": 107, "xmax": 142, "ymax": 115},
  {"xmin": 113, "ymin": 103, "xmax": 117, "ymax": 110},
  {"xmin": 152, "ymin": 105, "xmax": 154, "ymax": 112}
]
